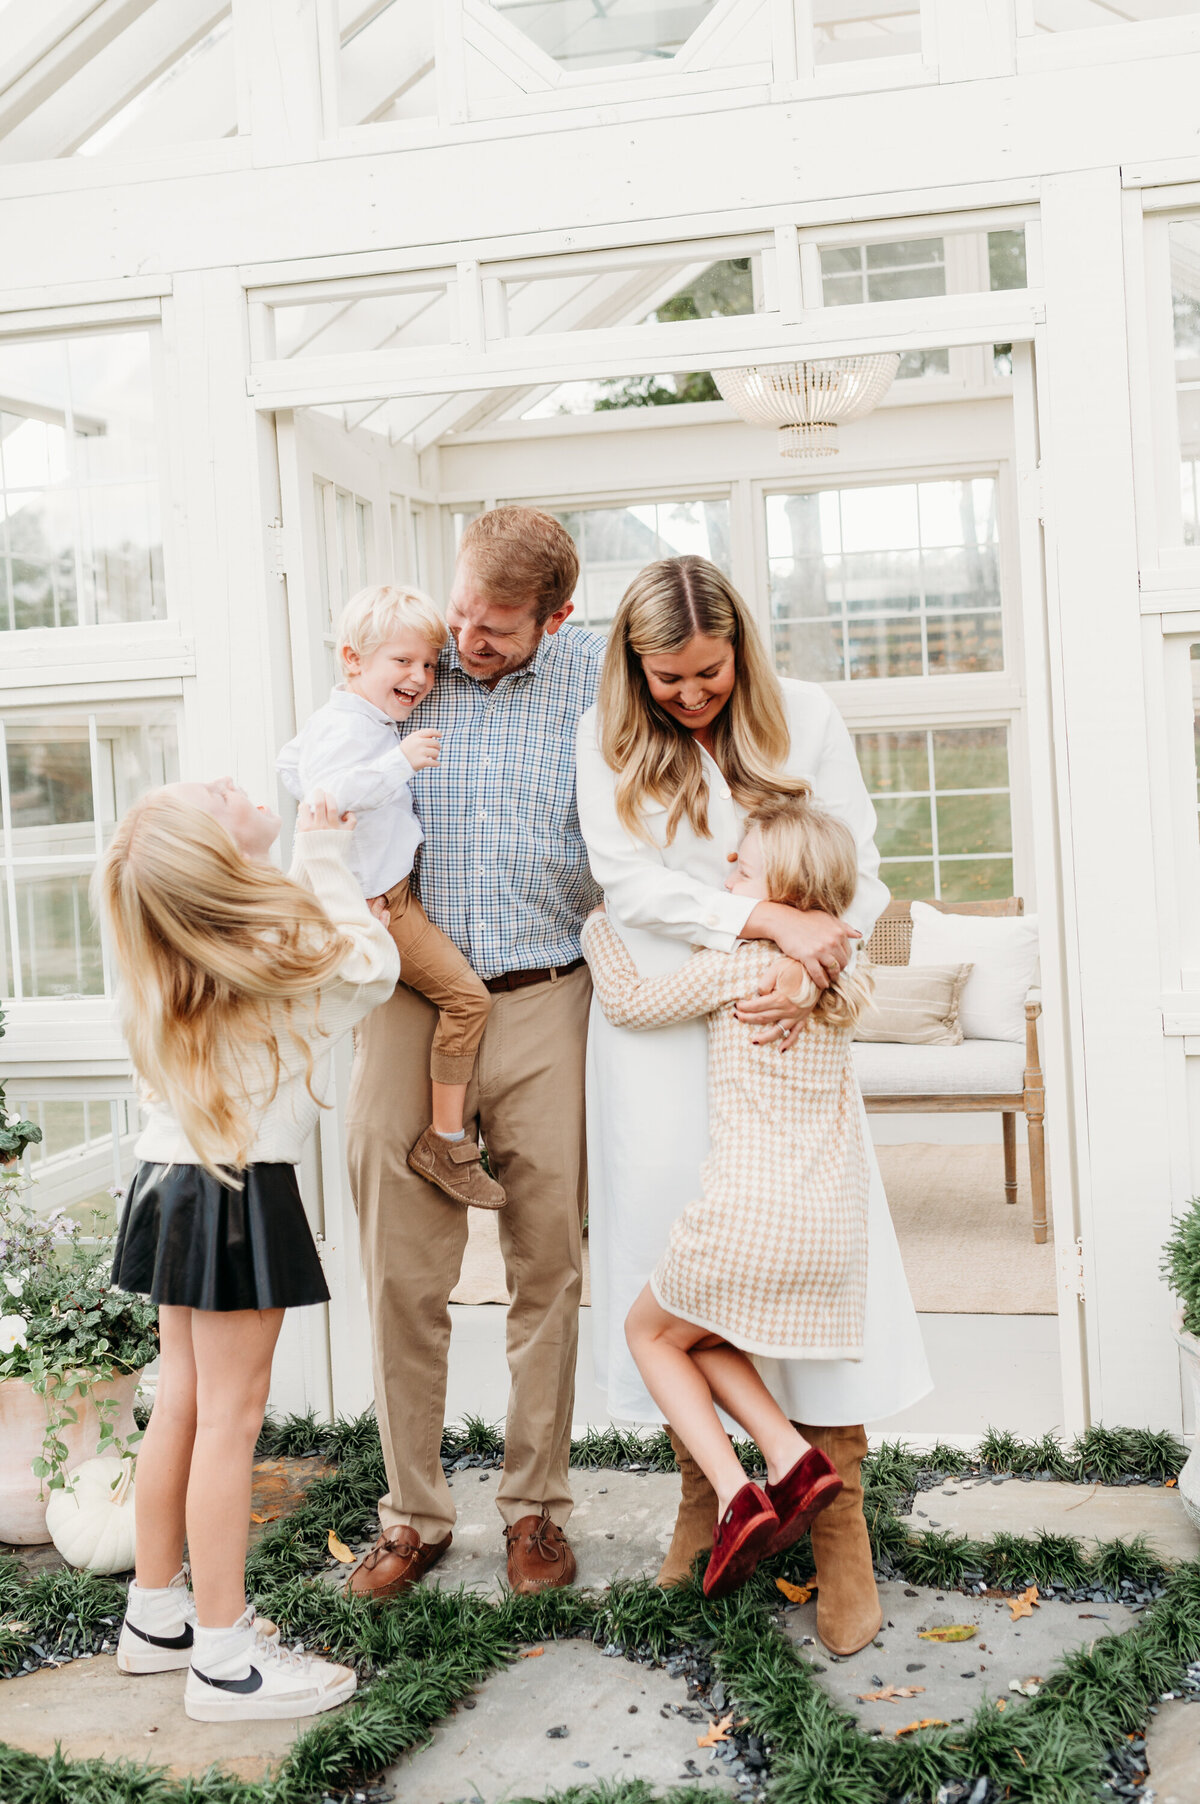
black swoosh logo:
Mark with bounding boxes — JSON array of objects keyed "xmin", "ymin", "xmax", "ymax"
[
  {"xmin": 192, "ymin": 1665, "xmax": 264, "ymax": 1694},
  {"xmin": 127, "ymin": 1621, "xmax": 194, "ymax": 1650}
]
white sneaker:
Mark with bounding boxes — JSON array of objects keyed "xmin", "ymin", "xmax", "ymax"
[
  {"xmin": 117, "ymin": 1569, "xmax": 197, "ymax": 1673},
  {"xmin": 184, "ymin": 1609, "xmax": 357, "ymax": 1723}
]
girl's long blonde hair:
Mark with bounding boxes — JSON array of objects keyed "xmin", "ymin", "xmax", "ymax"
[
  {"xmin": 747, "ymin": 792, "xmax": 872, "ymax": 1028},
  {"xmin": 94, "ymin": 791, "xmax": 352, "ymax": 1179},
  {"xmin": 599, "ymin": 556, "xmax": 808, "ymax": 845}
]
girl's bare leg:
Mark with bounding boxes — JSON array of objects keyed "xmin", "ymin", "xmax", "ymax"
[
  {"xmin": 134, "ymin": 1304, "xmax": 198, "ymax": 1589},
  {"xmin": 431, "ymin": 1080, "xmax": 468, "ymax": 1137},
  {"xmin": 186, "ymin": 1307, "xmax": 284, "ymax": 1628},
  {"xmin": 690, "ymin": 1344, "xmax": 809, "ymax": 1486},
  {"xmin": 626, "ymin": 1286, "xmax": 753, "ymax": 1515}
]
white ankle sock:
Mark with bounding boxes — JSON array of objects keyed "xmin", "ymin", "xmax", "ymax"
[{"xmin": 435, "ymin": 1128, "xmax": 466, "ymax": 1142}]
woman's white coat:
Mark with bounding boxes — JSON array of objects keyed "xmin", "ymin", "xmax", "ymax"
[{"xmin": 576, "ymin": 677, "xmax": 933, "ymax": 1426}]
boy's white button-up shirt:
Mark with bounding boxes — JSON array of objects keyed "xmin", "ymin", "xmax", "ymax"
[{"xmin": 277, "ymin": 685, "xmax": 421, "ymax": 897}]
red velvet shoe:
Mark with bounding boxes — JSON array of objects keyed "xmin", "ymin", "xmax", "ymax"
[
  {"xmin": 764, "ymin": 1448, "xmax": 844, "ymax": 1558},
  {"xmin": 702, "ymin": 1482, "xmax": 778, "ymax": 1600}
]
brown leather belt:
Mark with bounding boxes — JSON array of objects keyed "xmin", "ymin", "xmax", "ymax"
[{"xmin": 484, "ymin": 957, "xmax": 586, "ymax": 995}]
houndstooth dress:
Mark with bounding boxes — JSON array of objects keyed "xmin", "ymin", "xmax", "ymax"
[{"xmin": 582, "ymin": 917, "xmax": 869, "ymax": 1361}]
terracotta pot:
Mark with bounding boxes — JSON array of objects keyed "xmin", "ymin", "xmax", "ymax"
[
  {"xmin": 0, "ymin": 1369, "xmax": 142, "ymax": 1544},
  {"xmin": 1172, "ymin": 1308, "xmax": 1200, "ymax": 1534}
]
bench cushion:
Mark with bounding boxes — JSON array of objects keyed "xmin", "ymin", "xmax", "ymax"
[{"xmin": 853, "ymin": 1038, "xmax": 1025, "ymax": 1098}]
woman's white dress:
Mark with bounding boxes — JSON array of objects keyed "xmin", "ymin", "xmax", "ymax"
[{"xmin": 576, "ymin": 676, "xmax": 932, "ymax": 1427}]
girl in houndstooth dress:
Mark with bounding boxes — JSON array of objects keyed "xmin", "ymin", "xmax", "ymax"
[{"xmin": 582, "ymin": 792, "xmax": 874, "ymax": 1591}]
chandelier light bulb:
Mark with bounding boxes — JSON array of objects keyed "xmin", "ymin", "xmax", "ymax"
[{"xmin": 715, "ymin": 354, "xmax": 901, "ymax": 457}]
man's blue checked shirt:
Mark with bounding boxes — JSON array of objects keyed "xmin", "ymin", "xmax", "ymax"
[{"xmin": 405, "ymin": 624, "xmax": 605, "ymax": 980}]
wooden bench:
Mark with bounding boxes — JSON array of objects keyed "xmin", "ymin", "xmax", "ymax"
[{"xmin": 852, "ymin": 897, "xmax": 1047, "ymax": 1245}]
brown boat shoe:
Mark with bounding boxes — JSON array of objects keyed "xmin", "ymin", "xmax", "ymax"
[
  {"xmin": 345, "ymin": 1525, "xmax": 452, "ymax": 1603},
  {"xmin": 407, "ymin": 1127, "xmax": 507, "ymax": 1211},
  {"xmin": 504, "ymin": 1510, "xmax": 577, "ymax": 1595}
]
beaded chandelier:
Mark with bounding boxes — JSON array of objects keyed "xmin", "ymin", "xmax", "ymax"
[{"xmin": 714, "ymin": 353, "xmax": 901, "ymax": 456}]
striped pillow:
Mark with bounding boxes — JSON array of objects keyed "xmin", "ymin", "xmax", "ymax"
[{"xmin": 853, "ymin": 961, "xmax": 974, "ymax": 1046}]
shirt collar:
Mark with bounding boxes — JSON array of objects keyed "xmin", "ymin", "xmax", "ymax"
[
  {"xmin": 440, "ymin": 628, "xmax": 559, "ymax": 689},
  {"xmin": 326, "ymin": 684, "xmax": 400, "ymax": 728}
]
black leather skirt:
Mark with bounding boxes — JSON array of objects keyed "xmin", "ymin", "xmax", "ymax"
[{"xmin": 111, "ymin": 1161, "xmax": 331, "ymax": 1312}]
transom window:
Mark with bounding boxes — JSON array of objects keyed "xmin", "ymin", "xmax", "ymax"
[
  {"xmin": 0, "ymin": 701, "xmax": 179, "ymax": 1000},
  {"xmin": 546, "ymin": 498, "xmax": 731, "ymax": 632},
  {"xmin": 489, "ymin": 0, "xmax": 720, "ymax": 70},
  {"xmin": 0, "ymin": 330, "xmax": 164, "ymax": 632},
  {"xmin": 855, "ymin": 725, "xmax": 1014, "ymax": 902},
  {"xmin": 766, "ymin": 478, "xmax": 1003, "ymax": 685}
]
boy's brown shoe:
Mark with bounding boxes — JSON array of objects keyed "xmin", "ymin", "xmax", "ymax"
[
  {"xmin": 345, "ymin": 1526, "xmax": 451, "ymax": 1602},
  {"xmin": 504, "ymin": 1511, "xmax": 576, "ymax": 1594},
  {"xmin": 407, "ymin": 1127, "xmax": 507, "ymax": 1210}
]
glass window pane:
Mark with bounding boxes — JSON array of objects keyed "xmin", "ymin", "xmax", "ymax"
[
  {"xmin": 768, "ymin": 477, "xmax": 1004, "ymax": 682},
  {"xmin": 773, "ymin": 619, "xmax": 844, "ymax": 685},
  {"xmin": 490, "ymin": 0, "xmax": 719, "ymax": 70},
  {"xmin": 1, "ymin": 701, "xmax": 180, "ymax": 1000},
  {"xmin": 0, "ymin": 330, "xmax": 163, "ymax": 631},
  {"xmin": 988, "ymin": 229, "xmax": 1028, "ymax": 292},
  {"xmin": 539, "ymin": 497, "xmax": 731, "ymax": 633},
  {"xmin": 1033, "ymin": 1, "xmax": 1198, "ymax": 29},
  {"xmin": 856, "ymin": 725, "xmax": 1013, "ymax": 903},
  {"xmin": 5, "ymin": 1094, "xmax": 137, "ymax": 1236},
  {"xmin": 813, "ymin": 3, "xmax": 922, "ymax": 64}
]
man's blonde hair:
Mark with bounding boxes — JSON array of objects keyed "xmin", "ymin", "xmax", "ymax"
[
  {"xmin": 94, "ymin": 791, "xmax": 352, "ymax": 1180},
  {"xmin": 336, "ymin": 584, "xmax": 446, "ymax": 676},
  {"xmin": 745, "ymin": 792, "xmax": 872, "ymax": 1028},
  {"xmin": 458, "ymin": 508, "xmax": 579, "ymax": 625},
  {"xmin": 599, "ymin": 556, "xmax": 809, "ymax": 847}
]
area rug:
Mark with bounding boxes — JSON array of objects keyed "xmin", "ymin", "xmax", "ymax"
[{"xmin": 450, "ymin": 1143, "xmax": 1055, "ymax": 1315}]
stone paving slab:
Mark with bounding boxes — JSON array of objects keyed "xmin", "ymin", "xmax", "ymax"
[
  {"xmin": 900, "ymin": 1478, "xmax": 1200, "ymax": 1563},
  {"xmin": 0, "ymin": 1654, "xmax": 298, "ymax": 1780},
  {"xmin": 1146, "ymin": 1696, "xmax": 1200, "ymax": 1804},
  {"xmin": 782, "ymin": 1580, "xmax": 1139, "ymax": 1738},
  {"xmin": 381, "ymin": 1469, "xmax": 681, "ymax": 1600},
  {"xmin": 388, "ymin": 1639, "xmax": 736, "ymax": 1803}
]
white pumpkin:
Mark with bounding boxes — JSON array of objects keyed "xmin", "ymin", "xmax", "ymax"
[{"xmin": 46, "ymin": 1456, "xmax": 136, "ymax": 1574}]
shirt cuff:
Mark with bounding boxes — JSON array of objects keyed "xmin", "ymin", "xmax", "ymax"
[{"xmin": 693, "ymin": 890, "xmax": 756, "ymax": 952}]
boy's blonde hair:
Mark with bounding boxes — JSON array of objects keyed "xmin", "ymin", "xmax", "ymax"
[
  {"xmin": 336, "ymin": 584, "xmax": 446, "ymax": 676},
  {"xmin": 599, "ymin": 556, "xmax": 809, "ymax": 847},
  {"xmin": 746, "ymin": 792, "xmax": 873, "ymax": 1028},
  {"xmin": 94, "ymin": 791, "xmax": 352, "ymax": 1180}
]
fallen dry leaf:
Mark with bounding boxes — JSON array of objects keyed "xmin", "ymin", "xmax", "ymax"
[
  {"xmin": 1008, "ymin": 1585, "xmax": 1040, "ymax": 1622},
  {"xmin": 1166, "ymin": 1478, "xmax": 1177, "ymax": 1488},
  {"xmin": 1008, "ymin": 1676, "xmax": 1043, "ymax": 1697},
  {"xmin": 522, "ymin": 1647, "xmax": 545, "ymax": 1658},
  {"xmin": 249, "ymin": 1511, "xmax": 280, "ymax": 1525},
  {"xmin": 894, "ymin": 1718, "xmax": 949, "ymax": 1738},
  {"xmin": 697, "ymin": 1713, "xmax": 733, "ymax": 1749},
  {"xmin": 775, "ymin": 1578, "xmax": 813, "ymax": 1604},
  {"xmin": 995, "ymin": 1699, "xmax": 1007, "ymax": 1712},
  {"xmin": 917, "ymin": 1624, "xmax": 977, "ymax": 1642},
  {"xmin": 327, "ymin": 1529, "xmax": 355, "ymax": 1564},
  {"xmin": 856, "ymin": 1685, "xmax": 926, "ymax": 1702}
]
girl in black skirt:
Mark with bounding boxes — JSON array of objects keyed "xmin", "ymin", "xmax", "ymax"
[{"xmin": 97, "ymin": 781, "xmax": 398, "ymax": 1722}]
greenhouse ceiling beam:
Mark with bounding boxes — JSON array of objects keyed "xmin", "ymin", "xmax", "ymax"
[
  {"xmin": 247, "ymin": 287, "xmax": 1042, "ymax": 409},
  {"xmin": 0, "ymin": 0, "xmax": 158, "ymax": 136}
]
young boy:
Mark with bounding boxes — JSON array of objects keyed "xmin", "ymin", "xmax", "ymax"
[{"xmin": 277, "ymin": 584, "xmax": 503, "ymax": 1210}]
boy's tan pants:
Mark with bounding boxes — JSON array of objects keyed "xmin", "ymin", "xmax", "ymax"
[
  {"xmin": 381, "ymin": 878, "xmax": 492, "ymax": 1086},
  {"xmin": 345, "ymin": 963, "xmax": 591, "ymax": 1543}
]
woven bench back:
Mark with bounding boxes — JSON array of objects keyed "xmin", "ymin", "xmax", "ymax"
[{"xmin": 865, "ymin": 896, "xmax": 1024, "ymax": 967}]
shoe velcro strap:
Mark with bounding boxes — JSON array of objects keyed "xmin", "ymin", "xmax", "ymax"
[{"xmin": 446, "ymin": 1140, "xmax": 482, "ymax": 1164}]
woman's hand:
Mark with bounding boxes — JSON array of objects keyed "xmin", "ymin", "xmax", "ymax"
[
  {"xmin": 298, "ymin": 791, "xmax": 355, "ymax": 835},
  {"xmin": 367, "ymin": 895, "xmax": 391, "ymax": 929},
  {"xmin": 742, "ymin": 900, "xmax": 860, "ymax": 989},
  {"xmin": 737, "ymin": 957, "xmax": 816, "ymax": 1051}
]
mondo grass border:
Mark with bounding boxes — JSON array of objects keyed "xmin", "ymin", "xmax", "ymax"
[{"xmin": 1, "ymin": 1413, "xmax": 1196, "ymax": 1804}]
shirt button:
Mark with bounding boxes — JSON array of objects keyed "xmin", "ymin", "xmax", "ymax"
[
  {"xmin": 705, "ymin": 913, "xmax": 720, "ymax": 928},
  {"xmin": 479, "ymin": 811, "xmax": 486, "ymax": 821}
]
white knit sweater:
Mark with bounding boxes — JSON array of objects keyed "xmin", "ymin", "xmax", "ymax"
[{"xmin": 132, "ymin": 830, "xmax": 400, "ymax": 1169}]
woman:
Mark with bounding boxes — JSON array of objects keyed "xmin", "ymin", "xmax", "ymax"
[{"xmin": 576, "ymin": 556, "xmax": 931, "ymax": 1655}]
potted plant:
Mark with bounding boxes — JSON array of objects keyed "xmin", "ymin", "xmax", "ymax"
[
  {"xmin": 1162, "ymin": 1195, "xmax": 1200, "ymax": 1532},
  {"xmin": 0, "ymin": 1001, "xmax": 41, "ymax": 1167},
  {"xmin": 0, "ymin": 1175, "xmax": 158, "ymax": 1545}
]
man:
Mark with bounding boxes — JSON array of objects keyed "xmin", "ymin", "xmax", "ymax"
[{"xmin": 345, "ymin": 506, "xmax": 603, "ymax": 1598}]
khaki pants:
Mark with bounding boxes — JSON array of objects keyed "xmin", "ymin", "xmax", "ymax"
[
  {"xmin": 345, "ymin": 963, "xmax": 591, "ymax": 1541},
  {"xmin": 382, "ymin": 878, "xmax": 492, "ymax": 1086}
]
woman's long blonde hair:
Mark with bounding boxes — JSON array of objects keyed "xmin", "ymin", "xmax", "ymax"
[
  {"xmin": 748, "ymin": 792, "xmax": 872, "ymax": 1028},
  {"xmin": 94, "ymin": 791, "xmax": 352, "ymax": 1179},
  {"xmin": 599, "ymin": 556, "xmax": 808, "ymax": 845}
]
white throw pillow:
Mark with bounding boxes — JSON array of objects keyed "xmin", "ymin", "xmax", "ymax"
[{"xmin": 907, "ymin": 902, "xmax": 1039, "ymax": 1044}]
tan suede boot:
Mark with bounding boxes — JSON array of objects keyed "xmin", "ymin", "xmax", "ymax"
[
  {"xmin": 796, "ymin": 1423, "xmax": 882, "ymax": 1657},
  {"xmin": 656, "ymin": 1428, "xmax": 717, "ymax": 1588}
]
